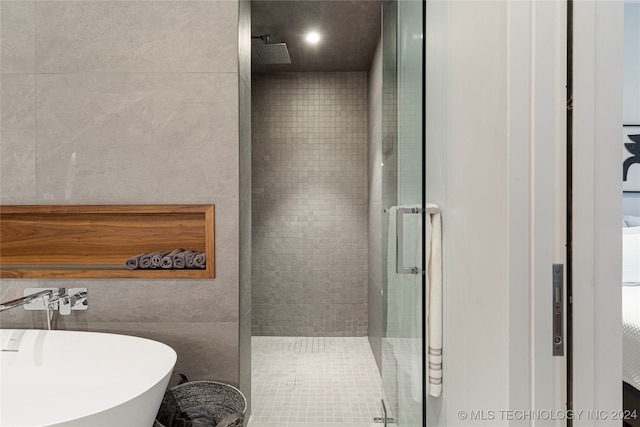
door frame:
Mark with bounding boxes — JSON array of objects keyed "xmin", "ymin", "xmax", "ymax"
[
  {"xmin": 422, "ymin": 1, "xmax": 624, "ymax": 425},
  {"xmin": 509, "ymin": 2, "xmax": 624, "ymax": 423},
  {"xmin": 571, "ymin": 1, "xmax": 624, "ymax": 425}
]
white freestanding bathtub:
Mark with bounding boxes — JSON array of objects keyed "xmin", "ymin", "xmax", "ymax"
[{"xmin": 0, "ymin": 329, "xmax": 177, "ymax": 427}]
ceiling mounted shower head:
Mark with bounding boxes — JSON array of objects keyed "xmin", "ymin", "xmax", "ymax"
[{"xmin": 251, "ymin": 34, "xmax": 291, "ymax": 65}]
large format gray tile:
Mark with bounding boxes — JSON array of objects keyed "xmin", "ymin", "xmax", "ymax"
[
  {"xmin": 0, "ymin": 128, "xmax": 36, "ymax": 201},
  {"xmin": 1, "ymin": 73, "xmax": 34, "ymax": 129},
  {"xmin": 35, "ymin": 1, "xmax": 238, "ymax": 73},
  {"xmin": 83, "ymin": 321, "xmax": 240, "ymax": 385},
  {"xmin": 35, "ymin": 72, "xmax": 239, "ymax": 203},
  {"xmin": 0, "ymin": 74, "xmax": 36, "ymax": 201},
  {"xmin": 60, "ymin": 277, "xmax": 238, "ymax": 324},
  {"xmin": 0, "ymin": 1, "xmax": 35, "ymax": 73}
]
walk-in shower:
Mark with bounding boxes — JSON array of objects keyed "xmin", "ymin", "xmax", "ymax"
[{"xmin": 249, "ymin": 1, "xmax": 426, "ymax": 425}]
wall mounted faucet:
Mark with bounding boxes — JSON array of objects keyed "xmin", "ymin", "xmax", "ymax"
[{"xmin": 0, "ymin": 287, "xmax": 88, "ymax": 329}]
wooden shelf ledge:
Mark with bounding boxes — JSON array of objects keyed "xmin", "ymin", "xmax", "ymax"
[{"xmin": 0, "ymin": 204, "xmax": 215, "ymax": 279}]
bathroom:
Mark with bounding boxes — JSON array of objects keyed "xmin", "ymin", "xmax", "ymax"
[{"xmin": 0, "ymin": 1, "xmax": 630, "ymax": 427}]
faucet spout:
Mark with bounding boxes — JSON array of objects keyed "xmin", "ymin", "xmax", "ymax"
[{"xmin": 0, "ymin": 289, "xmax": 54, "ymax": 312}]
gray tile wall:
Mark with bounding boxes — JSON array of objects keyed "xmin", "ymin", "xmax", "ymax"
[
  {"xmin": 251, "ymin": 72, "xmax": 368, "ymax": 337},
  {"xmin": 0, "ymin": 0, "xmax": 247, "ymax": 388}
]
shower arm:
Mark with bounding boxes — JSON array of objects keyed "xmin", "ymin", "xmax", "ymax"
[{"xmin": 252, "ymin": 34, "xmax": 273, "ymax": 44}]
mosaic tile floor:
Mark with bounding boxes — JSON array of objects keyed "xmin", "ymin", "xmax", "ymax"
[{"xmin": 248, "ymin": 336, "xmax": 382, "ymax": 427}]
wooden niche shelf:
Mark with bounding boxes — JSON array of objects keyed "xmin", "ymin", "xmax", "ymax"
[{"xmin": 0, "ymin": 204, "xmax": 215, "ymax": 279}]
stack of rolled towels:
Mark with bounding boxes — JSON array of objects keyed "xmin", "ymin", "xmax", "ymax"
[{"xmin": 125, "ymin": 249, "xmax": 206, "ymax": 270}]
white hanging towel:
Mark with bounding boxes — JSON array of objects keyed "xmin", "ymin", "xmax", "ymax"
[{"xmin": 427, "ymin": 203, "xmax": 443, "ymax": 397}]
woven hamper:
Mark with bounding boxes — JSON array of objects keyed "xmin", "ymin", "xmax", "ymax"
[{"xmin": 154, "ymin": 381, "xmax": 246, "ymax": 427}]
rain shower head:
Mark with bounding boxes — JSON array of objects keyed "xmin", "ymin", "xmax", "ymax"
[
  {"xmin": 251, "ymin": 35, "xmax": 291, "ymax": 65},
  {"xmin": 252, "ymin": 43, "xmax": 291, "ymax": 65}
]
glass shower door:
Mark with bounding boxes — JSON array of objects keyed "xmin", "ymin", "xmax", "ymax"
[{"xmin": 381, "ymin": 0, "xmax": 425, "ymax": 426}]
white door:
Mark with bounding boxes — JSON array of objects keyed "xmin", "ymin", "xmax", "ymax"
[{"xmin": 422, "ymin": 1, "xmax": 571, "ymax": 425}]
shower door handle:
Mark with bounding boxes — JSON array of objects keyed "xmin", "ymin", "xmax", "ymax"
[{"xmin": 396, "ymin": 207, "xmax": 421, "ymax": 274}]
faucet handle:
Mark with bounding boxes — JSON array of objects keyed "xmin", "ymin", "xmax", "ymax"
[
  {"xmin": 66, "ymin": 288, "xmax": 88, "ymax": 312},
  {"xmin": 59, "ymin": 296, "xmax": 72, "ymax": 315},
  {"xmin": 57, "ymin": 288, "xmax": 88, "ymax": 315}
]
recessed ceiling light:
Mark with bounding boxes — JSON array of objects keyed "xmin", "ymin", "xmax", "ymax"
[{"xmin": 305, "ymin": 32, "xmax": 321, "ymax": 44}]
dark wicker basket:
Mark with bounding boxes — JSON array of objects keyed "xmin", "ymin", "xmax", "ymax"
[{"xmin": 154, "ymin": 381, "xmax": 246, "ymax": 427}]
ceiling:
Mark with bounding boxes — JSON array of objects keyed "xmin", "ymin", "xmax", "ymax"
[{"xmin": 251, "ymin": 0, "xmax": 382, "ymax": 73}]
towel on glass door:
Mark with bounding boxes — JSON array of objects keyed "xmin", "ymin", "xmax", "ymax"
[
  {"xmin": 386, "ymin": 204, "xmax": 443, "ymax": 399},
  {"xmin": 386, "ymin": 205, "xmax": 422, "ymax": 402},
  {"xmin": 426, "ymin": 203, "xmax": 443, "ymax": 397}
]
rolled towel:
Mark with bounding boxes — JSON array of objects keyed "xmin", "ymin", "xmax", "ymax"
[
  {"xmin": 155, "ymin": 401, "xmax": 178, "ymax": 427},
  {"xmin": 214, "ymin": 413, "xmax": 244, "ymax": 427},
  {"xmin": 124, "ymin": 253, "xmax": 145, "ymax": 270},
  {"xmin": 155, "ymin": 402, "xmax": 215, "ymax": 427},
  {"xmin": 185, "ymin": 251, "xmax": 196, "ymax": 268},
  {"xmin": 161, "ymin": 249, "xmax": 184, "ymax": 269},
  {"xmin": 193, "ymin": 252, "xmax": 206, "ymax": 268},
  {"xmin": 172, "ymin": 250, "xmax": 193, "ymax": 269},
  {"xmin": 139, "ymin": 253, "xmax": 153, "ymax": 269},
  {"xmin": 181, "ymin": 410, "xmax": 216, "ymax": 427},
  {"xmin": 151, "ymin": 251, "xmax": 170, "ymax": 268}
]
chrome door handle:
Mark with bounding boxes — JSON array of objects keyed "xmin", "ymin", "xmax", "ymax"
[{"xmin": 396, "ymin": 207, "xmax": 421, "ymax": 274}]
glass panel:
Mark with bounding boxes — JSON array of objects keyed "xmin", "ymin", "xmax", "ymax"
[{"xmin": 381, "ymin": 0, "xmax": 424, "ymax": 426}]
